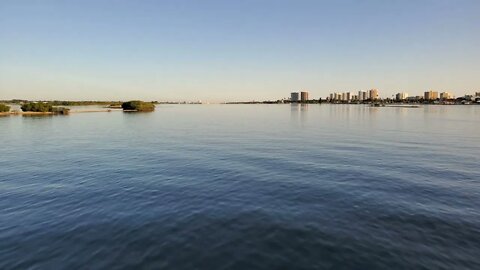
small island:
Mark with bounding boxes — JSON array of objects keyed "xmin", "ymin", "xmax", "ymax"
[
  {"xmin": 21, "ymin": 102, "xmax": 70, "ymax": 115},
  {"xmin": 121, "ymin": 101, "xmax": 155, "ymax": 112},
  {"xmin": 0, "ymin": 100, "xmax": 159, "ymax": 116}
]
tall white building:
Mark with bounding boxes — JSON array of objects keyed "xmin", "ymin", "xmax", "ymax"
[{"xmin": 358, "ymin": 91, "xmax": 367, "ymax": 101}]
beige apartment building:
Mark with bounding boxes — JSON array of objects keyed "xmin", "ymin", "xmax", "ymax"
[
  {"xmin": 369, "ymin": 89, "xmax": 379, "ymax": 100},
  {"xmin": 300, "ymin": 91, "xmax": 309, "ymax": 102},
  {"xmin": 440, "ymin": 92, "xmax": 453, "ymax": 99},
  {"xmin": 424, "ymin": 91, "xmax": 439, "ymax": 100}
]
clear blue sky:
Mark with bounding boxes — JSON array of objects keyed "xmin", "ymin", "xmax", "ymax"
[{"xmin": 1, "ymin": 0, "xmax": 479, "ymax": 101}]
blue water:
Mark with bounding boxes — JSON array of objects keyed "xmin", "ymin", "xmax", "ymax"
[{"xmin": 1, "ymin": 104, "xmax": 479, "ymax": 269}]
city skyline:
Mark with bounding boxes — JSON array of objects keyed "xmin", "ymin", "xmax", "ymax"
[{"xmin": 1, "ymin": 0, "xmax": 479, "ymax": 102}]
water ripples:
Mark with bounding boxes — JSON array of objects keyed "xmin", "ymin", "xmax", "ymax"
[{"xmin": 1, "ymin": 105, "xmax": 479, "ymax": 269}]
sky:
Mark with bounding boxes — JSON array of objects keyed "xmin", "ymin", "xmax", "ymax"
[{"xmin": 0, "ymin": 0, "xmax": 479, "ymax": 102}]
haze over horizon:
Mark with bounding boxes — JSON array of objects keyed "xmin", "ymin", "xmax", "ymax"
[{"xmin": 1, "ymin": 0, "xmax": 479, "ymax": 102}]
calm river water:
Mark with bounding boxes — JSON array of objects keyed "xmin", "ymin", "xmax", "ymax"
[{"xmin": 1, "ymin": 104, "xmax": 479, "ymax": 269}]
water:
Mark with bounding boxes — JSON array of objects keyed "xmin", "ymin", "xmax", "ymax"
[{"xmin": 1, "ymin": 104, "xmax": 479, "ymax": 269}]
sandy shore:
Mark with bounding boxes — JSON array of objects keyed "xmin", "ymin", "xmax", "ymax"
[
  {"xmin": 0, "ymin": 110, "xmax": 119, "ymax": 116},
  {"xmin": 0, "ymin": 111, "xmax": 54, "ymax": 116}
]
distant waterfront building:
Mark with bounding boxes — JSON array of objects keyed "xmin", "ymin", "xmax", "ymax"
[
  {"xmin": 341, "ymin": 92, "xmax": 346, "ymax": 101},
  {"xmin": 329, "ymin": 93, "xmax": 334, "ymax": 100},
  {"xmin": 346, "ymin": 92, "xmax": 351, "ymax": 101},
  {"xmin": 395, "ymin": 92, "xmax": 409, "ymax": 101},
  {"xmin": 406, "ymin": 96, "xmax": 418, "ymax": 102},
  {"xmin": 300, "ymin": 91, "xmax": 309, "ymax": 102},
  {"xmin": 440, "ymin": 92, "xmax": 453, "ymax": 100},
  {"xmin": 358, "ymin": 91, "xmax": 367, "ymax": 101},
  {"xmin": 475, "ymin": 92, "xmax": 480, "ymax": 97},
  {"xmin": 424, "ymin": 90, "xmax": 439, "ymax": 100},
  {"xmin": 369, "ymin": 89, "xmax": 379, "ymax": 100},
  {"xmin": 291, "ymin": 92, "xmax": 299, "ymax": 102}
]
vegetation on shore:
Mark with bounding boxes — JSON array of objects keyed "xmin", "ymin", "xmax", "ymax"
[
  {"xmin": 121, "ymin": 101, "xmax": 155, "ymax": 112},
  {"xmin": 52, "ymin": 107, "xmax": 71, "ymax": 115},
  {"xmin": 49, "ymin": 100, "xmax": 123, "ymax": 106},
  {"xmin": 1, "ymin": 100, "xmax": 124, "ymax": 106},
  {"xmin": 20, "ymin": 102, "xmax": 70, "ymax": 114},
  {"xmin": 0, "ymin": 104, "xmax": 10, "ymax": 112},
  {"xmin": 21, "ymin": 102, "xmax": 53, "ymax": 112}
]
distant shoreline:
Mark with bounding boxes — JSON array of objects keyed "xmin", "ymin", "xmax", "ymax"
[
  {"xmin": 1, "ymin": 99, "xmax": 479, "ymax": 107},
  {"xmin": 0, "ymin": 110, "xmax": 119, "ymax": 116},
  {"xmin": 0, "ymin": 111, "xmax": 55, "ymax": 116}
]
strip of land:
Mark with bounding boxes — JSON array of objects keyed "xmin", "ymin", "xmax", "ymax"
[{"xmin": 0, "ymin": 110, "xmax": 120, "ymax": 116}]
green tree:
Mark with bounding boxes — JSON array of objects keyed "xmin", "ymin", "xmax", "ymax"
[
  {"xmin": 0, "ymin": 104, "xmax": 10, "ymax": 112},
  {"xmin": 121, "ymin": 101, "xmax": 155, "ymax": 112},
  {"xmin": 21, "ymin": 102, "xmax": 53, "ymax": 112}
]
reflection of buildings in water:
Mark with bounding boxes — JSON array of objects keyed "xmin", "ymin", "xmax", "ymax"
[
  {"xmin": 291, "ymin": 103, "xmax": 308, "ymax": 123},
  {"xmin": 290, "ymin": 103, "xmax": 300, "ymax": 121},
  {"xmin": 328, "ymin": 103, "xmax": 352, "ymax": 119},
  {"xmin": 428, "ymin": 105, "xmax": 448, "ymax": 114},
  {"xmin": 300, "ymin": 104, "xmax": 308, "ymax": 122},
  {"xmin": 397, "ymin": 106, "xmax": 409, "ymax": 117},
  {"xmin": 291, "ymin": 103, "xmax": 300, "ymax": 113},
  {"xmin": 368, "ymin": 106, "xmax": 379, "ymax": 114}
]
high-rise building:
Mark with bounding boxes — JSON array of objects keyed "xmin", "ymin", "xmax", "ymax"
[
  {"xmin": 424, "ymin": 90, "xmax": 439, "ymax": 100},
  {"xmin": 369, "ymin": 89, "xmax": 379, "ymax": 100},
  {"xmin": 341, "ymin": 93, "xmax": 346, "ymax": 101},
  {"xmin": 475, "ymin": 92, "xmax": 480, "ymax": 97},
  {"xmin": 300, "ymin": 91, "xmax": 309, "ymax": 102},
  {"xmin": 395, "ymin": 92, "xmax": 409, "ymax": 100},
  {"xmin": 346, "ymin": 92, "xmax": 351, "ymax": 101},
  {"xmin": 329, "ymin": 93, "xmax": 334, "ymax": 100},
  {"xmin": 358, "ymin": 91, "xmax": 367, "ymax": 101},
  {"xmin": 291, "ymin": 92, "xmax": 299, "ymax": 102},
  {"xmin": 440, "ymin": 92, "xmax": 453, "ymax": 99}
]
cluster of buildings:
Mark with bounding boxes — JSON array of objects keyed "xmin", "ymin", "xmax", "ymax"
[
  {"xmin": 402, "ymin": 91, "xmax": 454, "ymax": 101},
  {"xmin": 329, "ymin": 89, "xmax": 379, "ymax": 102},
  {"xmin": 327, "ymin": 90, "xmax": 478, "ymax": 103},
  {"xmin": 284, "ymin": 89, "xmax": 480, "ymax": 105},
  {"xmin": 391, "ymin": 91, "xmax": 453, "ymax": 102},
  {"xmin": 290, "ymin": 91, "xmax": 310, "ymax": 103}
]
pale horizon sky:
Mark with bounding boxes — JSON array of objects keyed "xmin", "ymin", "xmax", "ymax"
[{"xmin": 1, "ymin": 0, "xmax": 479, "ymax": 102}]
